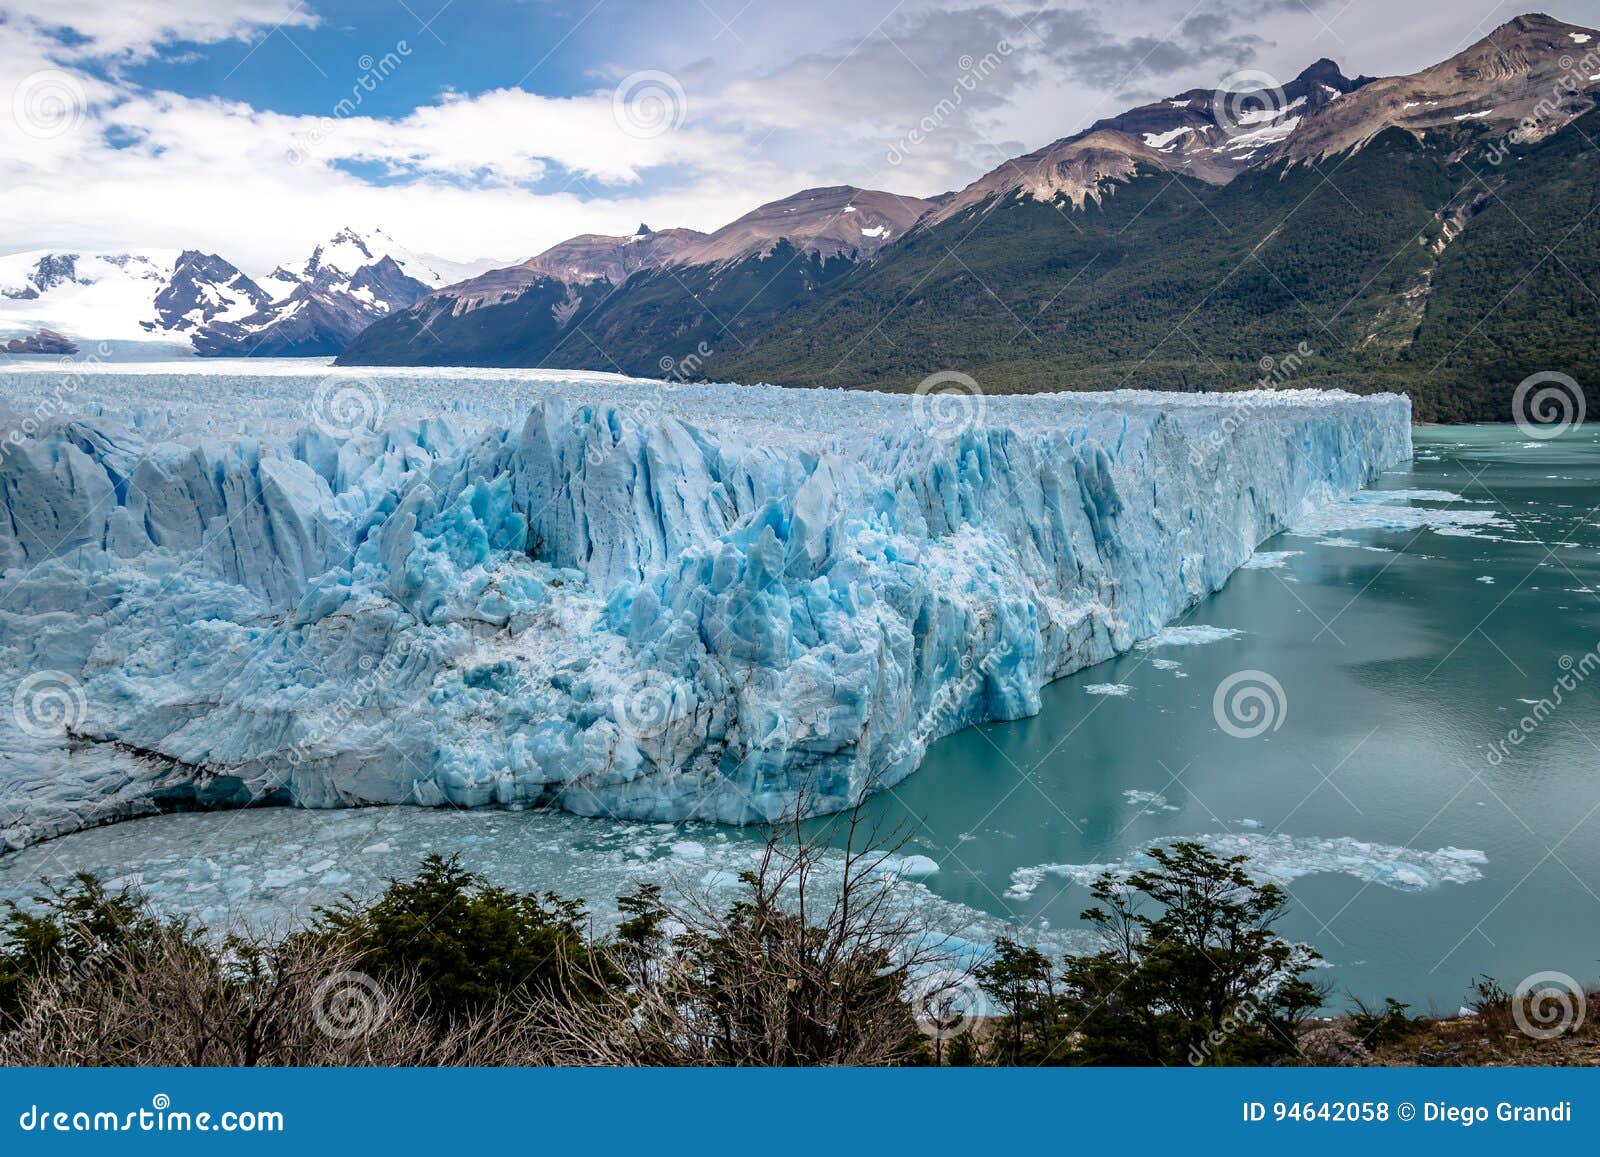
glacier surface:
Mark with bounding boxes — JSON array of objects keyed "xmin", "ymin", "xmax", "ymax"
[{"xmin": 0, "ymin": 363, "xmax": 1411, "ymax": 849}]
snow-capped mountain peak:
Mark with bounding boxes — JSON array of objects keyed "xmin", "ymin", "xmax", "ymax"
[
  {"xmin": 0, "ymin": 249, "xmax": 187, "ymax": 343},
  {"xmin": 300, "ymin": 227, "xmax": 445, "ymax": 291},
  {"xmin": 0, "ymin": 228, "xmax": 445, "ymax": 357}
]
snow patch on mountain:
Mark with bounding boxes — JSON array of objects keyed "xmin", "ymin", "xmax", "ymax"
[{"xmin": 0, "ymin": 251, "xmax": 187, "ymax": 343}]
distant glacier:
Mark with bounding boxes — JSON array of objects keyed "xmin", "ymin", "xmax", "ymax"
[{"xmin": 0, "ymin": 364, "xmax": 1410, "ymax": 849}]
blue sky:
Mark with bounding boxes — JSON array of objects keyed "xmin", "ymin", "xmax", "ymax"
[{"xmin": 4, "ymin": 0, "xmax": 1598, "ymax": 273}]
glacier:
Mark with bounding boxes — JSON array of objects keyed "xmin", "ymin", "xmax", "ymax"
[{"xmin": 0, "ymin": 363, "xmax": 1411, "ymax": 850}]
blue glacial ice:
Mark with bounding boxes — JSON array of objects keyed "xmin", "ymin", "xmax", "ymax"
[{"xmin": 0, "ymin": 364, "xmax": 1411, "ymax": 848}]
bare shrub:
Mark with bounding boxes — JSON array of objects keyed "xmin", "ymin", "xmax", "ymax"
[
  {"xmin": 539, "ymin": 806, "xmax": 939, "ymax": 1066},
  {"xmin": 0, "ymin": 919, "xmax": 546, "ymax": 1066}
]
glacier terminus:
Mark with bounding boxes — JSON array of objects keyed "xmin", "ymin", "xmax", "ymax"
[{"xmin": 0, "ymin": 364, "xmax": 1411, "ymax": 850}]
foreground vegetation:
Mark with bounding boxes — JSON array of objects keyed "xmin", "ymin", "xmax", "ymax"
[{"xmin": 0, "ymin": 829, "xmax": 1592, "ymax": 1066}]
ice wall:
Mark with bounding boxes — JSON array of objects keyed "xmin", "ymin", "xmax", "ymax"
[{"xmin": 0, "ymin": 370, "xmax": 1410, "ymax": 848}]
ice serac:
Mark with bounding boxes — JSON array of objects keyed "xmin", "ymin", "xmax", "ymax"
[{"xmin": 0, "ymin": 371, "xmax": 1411, "ymax": 848}]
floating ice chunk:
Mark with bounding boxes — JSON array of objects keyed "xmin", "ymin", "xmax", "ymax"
[
  {"xmin": 1347, "ymin": 489, "xmax": 1483, "ymax": 504},
  {"xmin": 700, "ymin": 868, "xmax": 742, "ymax": 890},
  {"xmin": 1294, "ymin": 487, "xmax": 1509, "ymax": 540},
  {"xmin": 0, "ymin": 805, "xmax": 1093, "ymax": 959},
  {"xmin": 876, "ymin": 854, "xmax": 940, "ymax": 879},
  {"xmin": 1123, "ymin": 789, "xmax": 1178, "ymax": 814},
  {"xmin": 1005, "ymin": 834, "xmax": 1486, "ymax": 899},
  {"xmin": 1241, "ymin": 550, "xmax": 1301, "ymax": 569},
  {"xmin": 1135, "ymin": 625, "xmax": 1245, "ymax": 649},
  {"xmin": 1084, "ymin": 683, "xmax": 1133, "ymax": 696}
]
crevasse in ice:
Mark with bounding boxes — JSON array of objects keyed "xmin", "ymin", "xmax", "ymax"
[{"xmin": 0, "ymin": 367, "xmax": 1411, "ymax": 848}]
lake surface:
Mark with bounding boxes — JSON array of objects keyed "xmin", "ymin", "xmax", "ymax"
[{"xmin": 4, "ymin": 423, "xmax": 1597, "ymax": 1012}]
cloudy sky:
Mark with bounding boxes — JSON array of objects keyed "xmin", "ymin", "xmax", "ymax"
[{"xmin": 3, "ymin": 0, "xmax": 1596, "ymax": 274}]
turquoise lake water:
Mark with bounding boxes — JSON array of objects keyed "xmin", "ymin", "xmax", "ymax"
[
  {"xmin": 3, "ymin": 424, "xmax": 1596, "ymax": 1012},
  {"xmin": 853, "ymin": 423, "xmax": 1600, "ymax": 1011}
]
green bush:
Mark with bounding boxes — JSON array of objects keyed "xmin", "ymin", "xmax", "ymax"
[
  {"xmin": 309, "ymin": 853, "xmax": 616, "ymax": 1021},
  {"xmin": 975, "ymin": 841, "xmax": 1324, "ymax": 1066}
]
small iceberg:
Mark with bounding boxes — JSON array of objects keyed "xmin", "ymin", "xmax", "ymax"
[{"xmin": 1005, "ymin": 834, "xmax": 1487, "ymax": 900}]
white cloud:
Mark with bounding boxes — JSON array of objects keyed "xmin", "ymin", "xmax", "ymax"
[
  {"xmin": 4, "ymin": 0, "xmax": 1577, "ymax": 274},
  {"xmin": 1, "ymin": 0, "xmax": 318, "ymax": 62},
  {"xmin": 0, "ymin": 3, "xmax": 812, "ymax": 271}
]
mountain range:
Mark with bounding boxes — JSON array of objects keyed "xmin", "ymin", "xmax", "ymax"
[
  {"xmin": 335, "ymin": 13, "xmax": 1600, "ymax": 422},
  {"xmin": 0, "ymin": 228, "xmax": 447, "ymax": 357},
  {"xmin": 6, "ymin": 13, "xmax": 1598, "ymax": 422}
]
